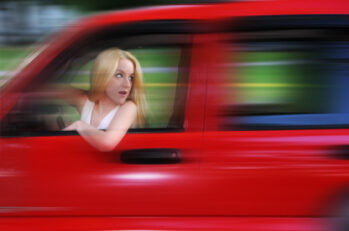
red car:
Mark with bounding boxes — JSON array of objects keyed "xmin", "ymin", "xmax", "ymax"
[{"xmin": 1, "ymin": 0, "xmax": 349, "ymax": 230}]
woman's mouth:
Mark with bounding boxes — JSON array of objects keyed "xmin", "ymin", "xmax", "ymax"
[{"xmin": 119, "ymin": 90, "xmax": 128, "ymax": 97}]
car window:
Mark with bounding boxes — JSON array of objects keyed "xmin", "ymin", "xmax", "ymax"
[
  {"xmin": 0, "ymin": 23, "xmax": 192, "ymax": 136},
  {"xmin": 220, "ymin": 15, "xmax": 349, "ymax": 130},
  {"xmin": 62, "ymin": 47, "xmax": 183, "ymax": 129}
]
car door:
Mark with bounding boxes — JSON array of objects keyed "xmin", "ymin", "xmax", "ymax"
[
  {"xmin": 0, "ymin": 20, "xmax": 211, "ymax": 218},
  {"xmin": 202, "ymin": 15, "xmax": 349, "ymax": 217}
]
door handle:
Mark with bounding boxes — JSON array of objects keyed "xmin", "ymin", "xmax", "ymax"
[
  {"xmin": 332, "ymin": 145, "xmax": 349, "ymax": 160},
  {"xmin": 121, "ymin": 148, "xmax": 182, "ymax": 164}
]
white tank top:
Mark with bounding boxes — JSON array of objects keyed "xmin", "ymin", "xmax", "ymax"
[{"xmin": 81, "ymin": 99, "xmax": 120, "ymax": 130}]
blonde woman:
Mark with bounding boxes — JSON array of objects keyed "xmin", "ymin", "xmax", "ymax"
[{"xmin": 63, "ymin": 48, "xmax": 146, "ymax": 152}]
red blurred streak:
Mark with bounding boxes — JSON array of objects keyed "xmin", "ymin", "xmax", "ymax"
[{"xmin": 0, "ymin": 217, "xmax": 331, "ymax": 231}]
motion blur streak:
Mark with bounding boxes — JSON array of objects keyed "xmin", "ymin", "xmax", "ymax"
[{"xmin": 110, "ymin": 173, "xmax": 173, "ymax": 181}]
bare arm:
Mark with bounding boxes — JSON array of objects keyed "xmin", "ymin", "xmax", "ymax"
[
  {"xmin": 48, "ymin": 86, "xmax": 87, "ymax": 113},
  {"xmin": 63, "ymin": 101, "xmax": 137, "ymax": 152},
  {"xmin": 36, "ymin": 84, "xmax": 87, "ymax": 113}
]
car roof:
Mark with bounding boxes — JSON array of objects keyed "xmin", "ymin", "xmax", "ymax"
[{"xmin": 75, "ymin": 0, "xmax": 349, "ymax": 29}]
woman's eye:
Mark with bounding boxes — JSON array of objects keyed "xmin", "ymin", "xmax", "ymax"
[
  {"xmin": 115, "ymin": 73, "xmax": 123, "ymax": 78},
  {"xmin": 128, "ymin": 76, "xmax": 134, "ymax": 81}
]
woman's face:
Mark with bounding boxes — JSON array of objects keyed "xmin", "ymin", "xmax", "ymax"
[{"xmin": 105, "ymin": 58, "xmax": 135, "ymax": 105}]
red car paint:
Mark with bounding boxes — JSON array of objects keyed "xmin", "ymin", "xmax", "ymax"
[{"xmin": 0, "ymin": 0, "xmax": 349, "ymax": 230}]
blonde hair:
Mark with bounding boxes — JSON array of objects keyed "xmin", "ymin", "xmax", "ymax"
[{"xmin": 89, "ymin": 48, "xmax": 146, "ymax": 126}]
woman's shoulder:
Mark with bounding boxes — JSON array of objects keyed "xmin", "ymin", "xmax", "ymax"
[
  {"xmin": 81, "ymin": 92, "xmax": 89, "ymax": 103},
  {"xmin": 108, "ymin": 100, "xmax": 137, "ymax": 130},
  {"xmin": 75, "ymin": 88, "xmax": 88, "ymax": 99},
  {"xmin": 116, "ymin": 100, "xmax": 137, "ymax": 117},
  {"xmin": 74, "ymin": 89, "xmax": 88, "ymax": 113},
  {"xmin": 120, "ymin": 100, "xmax": 137, "ymax": 110}
]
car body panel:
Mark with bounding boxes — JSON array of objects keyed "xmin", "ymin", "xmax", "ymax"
[{"xmin": 0, "ymin": 0, "xmax": 349, "ymax": 230}]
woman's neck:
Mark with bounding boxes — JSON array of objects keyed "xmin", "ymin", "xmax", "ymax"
[{"xmin": 95, "ymin": 95, "xmax": 118, "ymax": 114}]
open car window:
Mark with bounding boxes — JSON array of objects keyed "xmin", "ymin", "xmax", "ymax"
[
  {"xmin": 0, "ymin": 22, "xmax": 192, "ymax": 137},
  {"xmin": 60, "ymin": 46, "xmax": 185, "ymax": 129}
]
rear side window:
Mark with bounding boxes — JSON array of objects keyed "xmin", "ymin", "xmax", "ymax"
[{"xmin": 220, "ymin": 15, "xmax": 349, "ymax": 130}]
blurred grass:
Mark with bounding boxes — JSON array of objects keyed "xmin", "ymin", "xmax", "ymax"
[
  {"xmin": 0, "ymin": 47, "xmax": 32, "ymax": 70},
  {"xmin": 230, "ymin": 51, "xmax": 327, "ymax": 113}
]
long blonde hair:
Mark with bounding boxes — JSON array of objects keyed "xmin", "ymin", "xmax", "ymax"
[{"xmin": 89, "ymin": 48, "xmax": 146, "ymax": 126}]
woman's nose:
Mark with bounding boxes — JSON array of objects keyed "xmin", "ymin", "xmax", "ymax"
[{"xmin": 123, "ymin": 77, "xmax": 131, "ymax": 88}]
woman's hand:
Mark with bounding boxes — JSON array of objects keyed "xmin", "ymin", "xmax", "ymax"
[
  {"xmin": 60, "ymin": 101, "xmax": 137, "ymax": 152},
  {"xmin": 65, "ymin": 102, "xmax": 137, "ymax": 152},
  {"xmin": 62, "ymin": 120, "xmax": 81, "ymax": 131}
]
